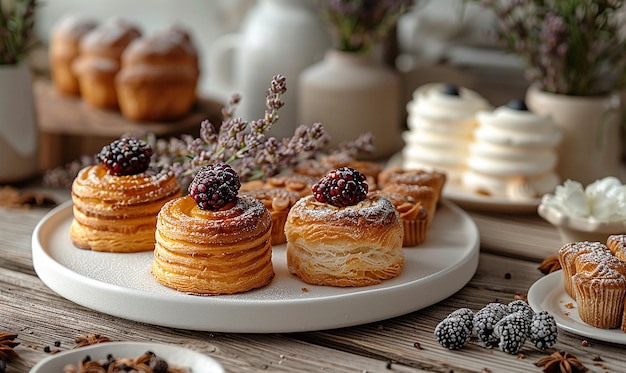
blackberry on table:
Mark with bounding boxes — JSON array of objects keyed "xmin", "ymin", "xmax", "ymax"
[
  {"xmin": 473, "ymin": 303, "xmax": 509, "ymax": 345},
  {"xmin": 447, "ymin": 308, "xmax": 474, "ymax": 331},
  {"xmin": 97, "ymin": 137, "xmax": 153, "ymax": 176},
  {"xmin": 494, "ymin": 311, "xmax": 530, "ymax": 354},
  {"xmin": 312, "ymin": 167, "xmax": 368, "ymax": 207},
  {"xmin": 434, "ymin": 317, "xmax": 471, "ymax": 350},
  {"xmin": 507, "ymin": 300, "xmax": 534, "ymax": 322},
  {"xmin": 188, "ymin": 163, "xmax": 241, "ymax": 210},
  {"xmin": 529, "ymin": 311, "xmax": 558, "ymax": 350}
]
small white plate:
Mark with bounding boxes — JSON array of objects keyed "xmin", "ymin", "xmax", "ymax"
[
  {"xmin": 444, "ymin": 184, "xmax": 541, "ymax": 214},
  {"xmin": 30, "ymin": 341, "xmax": 224, "ymax": 372},
  {"xmin": 528, "ymin": 271, "xmax": 626, "ymax": 344},
  {"xmin": 32, "ymin": 200, "xmax": 479, "ymax": 333}
]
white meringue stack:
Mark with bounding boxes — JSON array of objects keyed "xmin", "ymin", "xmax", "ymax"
[
  {"xmin": 462, "ymin": 100, "xmax": 563, "ymax": 199},
  {"xmin": 402, "ymin": 83, "xmax": 491, "ymax": 182}
]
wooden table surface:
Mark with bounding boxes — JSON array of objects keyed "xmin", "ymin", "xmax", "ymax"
[{"xmin": 1, "ymin": 186, "xmax": 625, "ymax": 373}]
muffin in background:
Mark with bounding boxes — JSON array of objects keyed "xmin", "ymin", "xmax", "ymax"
[
  {"xmin": 72, "ymin": 17, "xmax": 142, "ymax": 109},
  {"xmin": 49, "ymin": 15, "xmax": 98, "ymax": 96},
  {"xmin": 116, "ymin": 26, "xmax": 200, "ymax": 121}
]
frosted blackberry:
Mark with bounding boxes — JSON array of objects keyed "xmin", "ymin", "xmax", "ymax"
[
  {"xmin": 473, "ymin": 303, "xmax": 509, "ymax": 345},
  {"xmin": 98, "ymin": 137, "xmax": 153, "ymax": 176},
  {"xmin": 447, "ymin": 308, "xmax": 474, "ymax": 331},
  {"xmin": 508, "ymin": 300, "xmax": 534, "ymax": 322},
  {"xmin": 494, "ymin": 311, "xmax": 530, "ymax": 354},
  {"xmin": 312, "ymin": 167, "xmax": 368, "ymax": 207},
  {"xmin": 529, "ymin": 311, "xmax": 558, "ymax": 350},
  {"xmin": 188, "ymin": 163, "xmax": 241, "ymax": 210},
  {"xmin": 434, "ymin": 317, "xmax": 471, "ymax": 350}
]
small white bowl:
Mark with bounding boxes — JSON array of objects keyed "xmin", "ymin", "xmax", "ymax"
[
  {"xmin": 30, "ymin": 341, "xmax": 224, "ymax": 373},
  {"xmin": 538, "ymin": 203, "xmax": 626, "ymax": 245}
]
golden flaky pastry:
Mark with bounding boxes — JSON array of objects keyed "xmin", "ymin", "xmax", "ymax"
[
  {"xmin": 69, "ymin": 164, "xmax": 181, "ymax": 252},
  {"xmin": 285, "ymin": 194, "xmax": 403, "ymax": 287},
  {"xmin": 151, "ymin": 195, "xmax": 274, "ymax": 295}
]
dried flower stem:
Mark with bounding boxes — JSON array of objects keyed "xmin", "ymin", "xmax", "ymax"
[
  {"xmin": 472, "ymin": 0, "xmax": 626, "ymax": 96},
  {"xmin": 0, "ymin": 0, "xmax": 37, "ymax": 64}
]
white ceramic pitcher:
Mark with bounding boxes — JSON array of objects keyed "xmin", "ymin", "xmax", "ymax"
[{"xmin": 209, "ymin": 0, "xmax": 331, "ymax": 139}]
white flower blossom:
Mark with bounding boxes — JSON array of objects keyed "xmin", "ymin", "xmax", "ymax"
[{"xmin": 541, "ymin": 177, "xmax": 626, "ymax": 222}]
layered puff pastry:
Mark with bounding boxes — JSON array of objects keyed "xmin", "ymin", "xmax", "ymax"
[
  {"xmin": 285, "ymin": 194, "xmax": 404, "ymax": 287},
  {"xmin": 69, "ymin": 164, "xmax": 181, "ymax": 252},
  {"xmin": 151, "ymin": 195, "xmax": 274, "ymax": 295}
]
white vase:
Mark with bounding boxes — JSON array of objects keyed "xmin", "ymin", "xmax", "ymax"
[
  {"xmin": 0, "ymin": 63, "xmax": 39, "ymax": 183},
  {"xmin": 298, "ymin": 50, "xmax": 403, "ymax": 160},
  {"xmin": 209, "ymin": 0, "xmax": 331, "ymax": 139},
  {"xmin": 525, "ymin": 85, "xmax": 622, "ymax": 185}
]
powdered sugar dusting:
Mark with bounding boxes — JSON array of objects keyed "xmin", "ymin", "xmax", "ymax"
[{"xmin": 289, "ymin": 195, "xmax": 399, "ymax": 226}]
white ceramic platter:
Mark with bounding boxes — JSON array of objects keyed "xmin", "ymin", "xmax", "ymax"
[
  {"xmin": 32, "ymin": 200, "xmax": 479, "ymax": 333},
  {"xmin": 528, "ymin": 271, "xmax": 626, "ymax": 345},
  {"xmin": 444, "ymin": 184, "xmax": 541, "ymax": 214},
  {"xmin": 30, "ymin": 341, "xmax": 223, "ymax": 372}
]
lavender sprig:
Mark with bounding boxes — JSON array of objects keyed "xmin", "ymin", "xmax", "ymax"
[
  {"xmin": 318, "ymin": 0, "xmax": 413, "ymax": 53},
  {"xmin": 0, "ymin": 0, "xmax": 38, "ymax": 64},
  {"xmin": 183, "ymin": 74, "xmax": 330, "ymax": 181}
]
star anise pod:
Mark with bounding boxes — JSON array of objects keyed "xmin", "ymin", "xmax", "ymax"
[
  {"xmin": 538, "ymin": 255, "xmax": 561, "ymax": 275},
  {"xmin": 535, "ymin": 350, "xmax": 588, "ymax": 373},
  {"xmin": 73, "ymin": 333, "xmax": 110, "ymax": 349},
  {"xmin": 0, "ymin": 333, "xmax": 19, "ymax": 361}
]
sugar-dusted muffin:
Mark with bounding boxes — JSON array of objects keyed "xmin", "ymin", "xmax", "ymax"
[
  {"xmin": 378, "ymin": 167, "xmax": 447, "ymax": 205},
  {"xmin": 285, "ymin": 167, "xmax": 403, "ymax": 287},
  {"xmin": 70, "ymin": 137, "xmax": 181, "ymax": 252},
  {"xmin": 152, "ymin": 164, "xmax": 274, "ymax": 295},
  {"xmin": 572, "ymin": 250, "xmax": 626, "ymax": 329},
  {"xmin": 116, "ymin": 26, "xmax": 200, "ymax": 121},
  {"xmin": 557, "ymin": 241, "xmax": 611, "ymax": 298},
  {"xmin": 380, "ymin": 183, "xmax": 437, "ymax": 229},
  {"xmin": 72, "ymin": 17, "xmax": 142, "ymax": 109},
  {"xmin": 241, "ymin": 187, "xmax": 301, "ymax": 245},
  {"xmin": 375, "ymin": 191, "xmax": 428, "ymax": 247},
  {"xmin": 49, "ymin": 15, "xmax": 98, "ymax": 95}
]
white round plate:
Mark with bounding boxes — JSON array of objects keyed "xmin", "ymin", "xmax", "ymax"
[
  {"xmin": 30, "ymin": 341, "xmax": 224, "ymax": 372},
  {"xmin": 444, "ymin": 184, "xmax": 540, "ymax": 214},
  {"xmin": 32, "ymin": 200, "xmax": 479, "ymax": 333},
  {"xmin": 528, "ymin": 270, "xmax": 626, "ymax": 344}
]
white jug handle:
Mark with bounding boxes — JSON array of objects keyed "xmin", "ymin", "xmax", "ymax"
[{"xmin": 209, "ymin": 33, "xmax": 243, "ymax": 95}]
